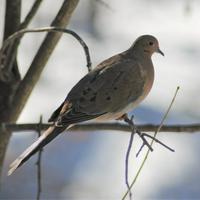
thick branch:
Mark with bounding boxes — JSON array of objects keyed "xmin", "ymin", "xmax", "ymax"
[
  {"xmin": 0, "ymin": 0, "xmax": 21, "ymax": 181},
  {"xmin": 1, "ymin": 0, "xmax": 21, "ymax": 82},
  {"xmin": 1, "ymin": 122, "xmax": 200, "ymax": 133},
  {"xmin": 9, "ymin": 0, "xmax": 79, "ymax": 122},
  {"xmin": 3, "ymin": 0, "xmax": 21, "ymax": 40},
  {"xmin": 0, "ymin": 0, "xmax": 43, "ymax": 80}
]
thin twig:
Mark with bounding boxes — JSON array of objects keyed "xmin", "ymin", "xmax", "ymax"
[
  {"xmin": 121, "ymin": 86, "xmax": 180, "ymax": 200},
  {"xmin": 123, "ymin": 115, "xmax": 135, "ymax": 200},
  {"xmin": 0, "ymin": 27, "xmax": 91, "ymax": 73},
  {"xmin": 123, "ymin": 110, "xmax": 174, "ymax": 199},
  {"xmin": 135, "ymin": 130, "xmax": 153, "ymax": 152},
  {"xmin": 20, "ymin": 0, "xmax": 43, "ymax": 29},
  {"xmin": 36, "ymin": 115, "xmax": 43, "ymax": 200},
  {"xmin": 140, "ymin": 133, "xmax": 175, "ymax": 152},
  {"xmin": 135, "ymin": 143, "xmax": 145, "ymax": 158},
  {"xmin": 135, "ymin": 129, "xmax": 174, "ymax": 157},
  {"xmin": 125, "ymin": 131, "xmax": 134, "ymax": 200}
]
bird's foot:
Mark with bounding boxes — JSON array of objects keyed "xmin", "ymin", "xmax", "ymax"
[{"xmin": 122, "ymin": 114, "xmax": 174, "ymax": 157}]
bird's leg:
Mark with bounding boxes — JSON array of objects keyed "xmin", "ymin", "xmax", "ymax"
[
  {"xmin": 122, "ymin": 114, "xmax": 153, "ymax": 152},
  {"xmin": 122, "ymin": 114, "xmax": 175, "ymax": 157}
]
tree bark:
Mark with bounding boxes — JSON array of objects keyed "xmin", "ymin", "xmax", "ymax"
[
  {"xmin": 0, "ymin": 0, "xmax": 21, "ymax": 178},
  {"xmin": 10, "ymin": 0, "xmax": 79, "ymax": 122},
  {"xmin": 0, "ymin": 0, "xmax": 79, "ymax": 178}
]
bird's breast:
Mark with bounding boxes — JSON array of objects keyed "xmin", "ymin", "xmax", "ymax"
[{"xmin": 95, "ymin": 65, "xmax": 154, "ymax": 121}]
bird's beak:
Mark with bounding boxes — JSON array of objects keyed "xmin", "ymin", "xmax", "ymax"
[{"xmin": 157, "ymin": 48, "xmax": 164, "ymax": 56}]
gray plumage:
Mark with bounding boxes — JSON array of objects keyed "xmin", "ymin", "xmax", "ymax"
[{"xmin": 8, "ymin": 35, "xmax": 164, "ymax": 175}]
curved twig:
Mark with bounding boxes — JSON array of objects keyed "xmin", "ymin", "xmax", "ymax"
[{"xmin": 0, "ymin": 27, "xmax": 91, "ymax": 72}]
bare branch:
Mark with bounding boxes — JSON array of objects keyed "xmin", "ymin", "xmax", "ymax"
[
  {"xmin": 0, "ymin": 0, "xmax": 44, "ymax": 80},
  {"xmin": 1, "ymin": 0, "xmax": 21, "ymax": 82},
  {"xmin": 0, "ymin": 0, "xmax": 21, "ymax": 181},
  {"xmin": 3, "ymin": 0, "xmax": 21, "ymax": 40},
  {"xmin": 8, "ymin": 0, "xmax": 79, "ymax": 122},
  {"xmin": 124, "ymin": 116, "xmax": 135, "ymax": 200},
  {"xmin": 0, "ymin": 27, "xmax": 91, "ymax": 74},
  {"xmin": 121, "ymin": 87, "xmax": 180, "ymax": 200},
  {"xmin": 20, "ymin": 0, "xmax": 43, "ymax": 29},
  {"xmin": 1, "ymin": 122, "xmax": 200, "ymax": 133},
  {"xmin": 36, "ymin": 116, "xmax": 43, "ymax": 200}
]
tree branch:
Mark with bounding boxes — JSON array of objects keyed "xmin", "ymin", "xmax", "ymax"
[
  {"xmin": 1, "ymin": 122, "xmax": 200, "ymax": 133},
  {"xmin": 121, "ymin": 87, "xmax": 180, "ymax": 200},
  {"xmin": 0, "ymin": 0, "xmax": 44, "ymax": 81},
  {"xmin": 8, "ymin": 0, "xmax": 79, "ymax": 122},
  {"xmin": 0, "ymin": 0, "xmax": 21, "ymax": 182},
  {"xmin": 36, "ymin": 116, "xmax": 43, "ymax": 200},
  {"xmin": 3, "ymin": 0, "xmax": 21, "ymax": 40},
  {"xmin": 20, "ymin": 0, "xmax": 43, "ymax": 29},
  {"xmin": 0, "ymin": 0, "xmax": 21, "ymax": 82},
  {"xmin": 0, "ymin": 27, "xmax": 91, "ymax": 74},
  {"xmin": 1, "ymin": 0, "xmax": 21, "ymax": 82}
]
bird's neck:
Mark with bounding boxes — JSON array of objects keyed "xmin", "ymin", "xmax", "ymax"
[{"xmin": 124, "ymin": 48, "xmax": 152, "ymax": 62}]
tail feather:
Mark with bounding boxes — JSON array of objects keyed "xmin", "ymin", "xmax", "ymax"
[{"xmin": 8, "ymin": 126, "xmax": 67, "ymax": 176}]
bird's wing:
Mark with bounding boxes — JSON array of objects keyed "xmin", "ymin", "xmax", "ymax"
[
  {"xmin": 8, "ymin": 54, "xmax": 146, "ymax": 175},
  {"xmin": 48, "ymin": 54, "xmax": 122, "ymax": 124},
  {"xmin": 52, "ymin": 55, "xmax": 145, "ymax": 126}
]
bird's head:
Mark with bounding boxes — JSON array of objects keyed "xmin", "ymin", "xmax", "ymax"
[{"xmin": 132, "ymin": 35, "xmax": 164, "ymax": 57}]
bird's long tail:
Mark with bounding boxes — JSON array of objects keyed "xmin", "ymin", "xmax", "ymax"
[{"xmin": 8, "ymin": 125, "xmax": 67, "ymax": 176}]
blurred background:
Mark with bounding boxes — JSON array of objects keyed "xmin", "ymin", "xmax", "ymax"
[{"xmin": 0, "ymin": 0, "xmax": 200, "ymax": 199}]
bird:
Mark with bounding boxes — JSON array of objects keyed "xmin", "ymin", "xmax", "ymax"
[{"xmin": 8, "ymin": 35, "xmax": 164, "ymax": 175}]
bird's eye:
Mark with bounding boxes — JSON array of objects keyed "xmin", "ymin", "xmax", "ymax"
[{"xmin": 149, "ymin": 42, "xmax": 154, "ymax": 46}]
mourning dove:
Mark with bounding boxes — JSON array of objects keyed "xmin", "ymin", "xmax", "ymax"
[{"xmin": 8, "ymin": 35, "xmax": 164, "ymax": 175}]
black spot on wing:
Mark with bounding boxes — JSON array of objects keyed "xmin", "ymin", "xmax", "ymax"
[
  {"xmin": 83, "ymin": 87, "xmax": 92, "ymax": 95},
  {"xmin": 90, "ymin": 96, "xmax": 96, "ymax": 102},
  {"xmin": 106, "ymin": 96, "xmax": 111, "ymax": 101}
]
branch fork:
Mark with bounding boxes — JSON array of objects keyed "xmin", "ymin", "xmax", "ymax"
[
  {"xmin": 123, "ymin": 114, "xmax": 174, "ymax": 156},
  {"xmin": 122, "ymin": 113, "xmax": 175, "ymax": 200}
]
